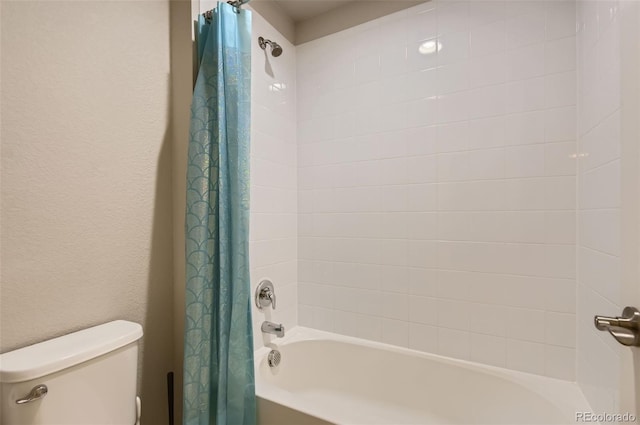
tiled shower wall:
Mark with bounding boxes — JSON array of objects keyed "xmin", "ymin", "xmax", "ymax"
[
  {"xmin": 296, "ymin": 0, "xmax": 578, "ymax": 379},
  {"xmin": 576, "ymin": 0, "xmax": 622, "ymax": 412},
  {"xmin": 250, "ymin": 11, "xmax": 298, "ymax": 349}
]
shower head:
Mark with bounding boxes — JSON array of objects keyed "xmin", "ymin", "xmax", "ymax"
[
  {"xmin": 258, "ymin": 36, "xmax": 283, "ymax": 57},
  {"xmin": 271, "ymin": 43, "xmax": 283, "ymax": 57}
]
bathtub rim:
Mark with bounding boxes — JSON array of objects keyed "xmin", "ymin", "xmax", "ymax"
[{"xmin": 254, "ymin": 326, "xmax": 593, "ymax": 425}]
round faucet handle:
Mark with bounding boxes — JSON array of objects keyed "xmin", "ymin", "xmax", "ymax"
[
  {"xmin": 255, "ymin": 279, "xmax": 276, "ymax": 310},
  {"xmin": 266, "ymin": 290, "xmax": 276, "ymax": 309}
]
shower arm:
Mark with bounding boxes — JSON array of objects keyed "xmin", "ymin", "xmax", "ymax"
[{"xmin": 258, "ymin": 37, "xmax": 272, "ymax": 50}]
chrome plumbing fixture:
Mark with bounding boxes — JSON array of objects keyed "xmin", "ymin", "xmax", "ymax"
[
  {"xmin": 255, "ymin": 279, "xmax": 276, "ymax": 309},
  {"xmin": 267, "ymin": 350, "xmax": 281, "ymax": 367},
  {"xmin": 594, "ymin": 306, "xmax": 640, "ymax": 346},
  {"xmin": 258, "ymin": 36, "xmax": 283, "ymax": 57},
  {"xmin": 15, "ymin": 384, "xmax": 48, "ymax": 404},
  {"xmin": 262, "ymin": 321, "xmax": 285, "ymax": 338}
]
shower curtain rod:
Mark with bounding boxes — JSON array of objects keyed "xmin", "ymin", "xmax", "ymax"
[
  {"xmin": 228, "ymin": 0, "xmax": 250, "ymax": 8},
  {"xmin": 203, "ymin": 0, "xmax": 250, "ymax": 18}
]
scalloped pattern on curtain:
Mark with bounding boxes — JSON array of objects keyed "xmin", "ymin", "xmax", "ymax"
[{"xmin": 183, "ymin": 4, "xmax": 255, "ymax": 424}]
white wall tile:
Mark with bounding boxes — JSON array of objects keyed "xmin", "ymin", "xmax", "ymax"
[
  {"xmin": 503, "ymin": 178, "xmax": 545, "ymax": 211},
  {"xmin": 469, "ymin": 1, "xmax": 505, "ymax": 29},
  {"xmin": 437, "ymin": 31, "xmax": 470, "ymax": 66},
  {"xmin": 469, "ymin": 53, "xmax": 508, "ymax": 89},
  {"xmin": 545, "ymin": 278, "xmax": 576, "ymax": 313},
  {"xmin": 579, "ymin": 209, "xmax": 620, "ymax": 257},
  {"xmin": 333, "ymin": 310, "xmax": 359, "ymax": 337},
  {"xmin": 544, "ymin": 211, "xmax": 576, "ymax": 245},
  {"xmin": 407, "ymin": 240, "xmax": 437, "ymax": 268},
  {"xmin": 507, "ymin": 308, "xmax": 545, "ymax": 343},
  {"xmin": 467, "ymin": 84, "xmax": 507, "ymax": 119},
  {"xmin": 506, "ymin": 8, "xmax": 546, "ymax": 49},
  {"xmin": 409, "ymin": 322, "xmax": 438, "ymax": 352},
  {"xmin": 437, "ymin": 299, "xmax": 470, "ymax": 331},
  {"xmin": 545, "ymin": 311, "xmax": 576, "ymax": 348},
  {"xmin": 439, "ymin": 180, "xmax": 507, "ymax": 211},
  {"xmin": 546, "ymin": 0, "xmax": 576, "ymax": 41},
  {"xmin": 407, "ymin": 96, "xmax": 439, "ymax": 127},
  {"xmin": 506, "ymin": 111, "xmax": 545, "ymax": 145},
  {"xmin": 468, "ymin": 116, "xmax": 508, "ymax": 149},
  {"xmin": 578, "ymin": 110, "xmax": 620, "ymax": 172},
  {"xmin": 409, "ymin": 295, "xmax": 437, "ymax": 325},
  {"xmin": 470, "ymin": 20, "xmax": 506, "ymax": 58},
  {"xmin": 408, "ymin": 267, "xmax": 438, "ymax": 296},
  {"xmin": 466, "ymin": 148, "xmax": 506, "ymax": 180},
  {"xmin": 356, "ymin": 314, "xmax": 382, "ymax": 341},
  {"xmin": 382, "ymin": 292, "xmax": 409, "ymax": 320},
  {"xmin": 407, "ymin": 184, "xmax": 438, "ymax": 211},
  {"xmin": 507, "ymin": 212, "xmax": 546, "ymax": 244},
  {"xmin": 467, "ymin": 302, "xmax": 509, "ymax": 337},
  {"xmin": 436, "ymin": 62, "xmax": 469, "ymax": 94},
  {"xmin": 437, "ymin": 91, "xmax": 469, "ymax": 123},
  {"xmin": 545, "ymin": 36, "xmax": 576, "ymax": 74},
  {"xmin": 405, "ymin": 125, "xmax": 438, "ymax": 156},
  {"xmin": 437, "ymin": 121, "xmax": 470, "ymax": 153},
  {"xmin": 505, "ymin": 145, "xmax": 545, "ymax": 178},
  {"xmin": 406, "ymin": 155, "xmax": 438, "ymax": 183},
  {"xmin": 578, "ymin": 160, "xmax": 620, "ymax": 209},
  {"xmin": 545, "ymin": 141, "xmax": 577, "ymax": 176},
  {"xmin": 357, "ymin": 289, "xmax": 383, "ymax": 316},
  {"xmin": 545, "ymin": 71, "xmax": 577, "ymax": 109},
  {"xmin": 544, "ymin": 176, "xmax": 576, "ymax": 210},
  {"xmin": 545, "ymin": 345, "xmax": 575, "ymax": 380},
  {"xmin": 507, "ymin": 42, "xmax": 545, "ymax": 81},
  {"xmin": 407, "ymin": 10, "xmax": 437, "ymax": 43},
  {"xmin": 506, "ymin": 77, "xmax": 546, "ymax": 113},
  {"xmin": 507, "ymin": 339, "xmax": 546, "ymax": 375},
  {"xmin": 578, "ymin": 247, "xmax": 620, "ymax": 305},
  {"xmin": 470, "ymin": 333, "xmax": 507, "ymax": 367},
  {"xmin": 407, "ymin": 38, "xmax": 439, "ymax": 71},
  {"xmin": 381, "ymin": 318, "xmax": 409, "ymax": 347},
  {"xmin": 377, "ymin": 13, "xmax": 409, "ymax": 49},
  {"xmin": 251, "ymin": 7, "xmax": 298, "ymax": 349},
  {"xmin": 406, "ymin": 68, "xmax": 438, "ymax": 100},
  {"xmin": 437, "ymin": 1, "xmax": 469, "ymax": 36},
  {"xmin": 545, "ymin": 106, "xmax": 576, "ymax": 142},
  {"xmin": 438, "ymin": 328, "xmax": 470, "ymax": 360},
  {"xmin": 296, "ymin": 0, "xmax": 578, "ymax": 381}
]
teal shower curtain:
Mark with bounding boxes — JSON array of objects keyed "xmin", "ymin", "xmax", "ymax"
[{"xmin": 183, "ymin": 3, "xmax": 255, "ymax": 425}]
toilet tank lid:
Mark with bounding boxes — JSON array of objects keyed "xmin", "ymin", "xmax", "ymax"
[{"xmin": 0, "ymin": 320, "xmax": 143, "ymax": 383}]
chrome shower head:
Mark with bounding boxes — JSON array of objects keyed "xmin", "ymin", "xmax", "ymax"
[
  {"xmin": 259, "ymin": 36, "xmax": 283, "ymax": 57},
  {"xmin": 271, "ymin": 43, "xmax": 283, "ymax": 57}
]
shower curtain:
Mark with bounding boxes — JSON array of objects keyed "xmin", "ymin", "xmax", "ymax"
[{"xmin": 183, "ymin": 3, "xmax": 255, "ymax": 425}]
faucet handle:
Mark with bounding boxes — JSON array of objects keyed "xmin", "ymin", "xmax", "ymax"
[
  {"xmin": 255, "ymin": 279, "xmax": 276, "ymax": 310},
  {"xmin": 266, "ymin": 289, "xmax": 276, "ymax": 309}
]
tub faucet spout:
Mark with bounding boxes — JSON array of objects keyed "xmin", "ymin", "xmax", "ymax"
[{"xmin": 262, "ymin": 321, "xmax": 285, "ymax": 338}]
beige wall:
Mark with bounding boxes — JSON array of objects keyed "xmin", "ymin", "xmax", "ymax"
[{"xmin": 0, "ymin": 2, "xmax": 174, "ymax": 423}]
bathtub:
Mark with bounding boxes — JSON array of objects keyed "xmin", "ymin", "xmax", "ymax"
[{"xmin": 255, "ymin": 327, "xmax": 593, "ymax": 425}]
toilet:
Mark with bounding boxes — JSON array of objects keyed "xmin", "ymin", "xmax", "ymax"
[{"xmin": 0, "ymin": 320, "xmax": 143, "ymax": 425}]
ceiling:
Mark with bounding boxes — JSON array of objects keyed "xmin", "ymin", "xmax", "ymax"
[
  {"xmin": 249, "ymin": 0, "xmax": 428, "ymax": 45},
  {"xmin": 272, "ymin": 0, "xmax": 349, "ymax": 22}
]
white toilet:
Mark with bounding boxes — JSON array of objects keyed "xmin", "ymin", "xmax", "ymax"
[{"xmin": 0, "ymin": 320, "xmax": 143, "ymax": 425}]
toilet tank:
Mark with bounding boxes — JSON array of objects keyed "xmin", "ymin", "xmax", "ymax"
[{"xmin": 0, "ymin": 320, "xmax": 143, "ymax": 425}]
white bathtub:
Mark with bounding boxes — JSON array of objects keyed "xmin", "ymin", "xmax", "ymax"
[{"xmin": 255, "ymin": 327, "xmax": 593, "ymax": 425}]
